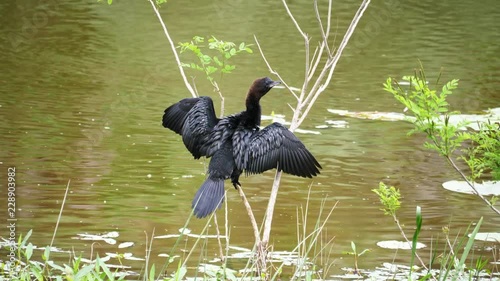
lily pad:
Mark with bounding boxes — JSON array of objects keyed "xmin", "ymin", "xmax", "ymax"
[
  {"xmin": 328, "ymin": 107, "xmax": 500, "ymax": 131},
  {"xmin": 102, "ymin": 231, "xmax": 119, "ymax": 238},
  {"xmin": 154, "ymin": 234, "xmax": 180, "ymax": 239},
  {"xmin": 261, "ymin": 113, "xmax": 289, "ymax": 125},
  {"xmin": 376, "ymin": 240, "xmax": 426, "ymax": 250},
  {"xmin": 327, "ymin": 109, "xmax": 414, "ymax": 122},
  {"xmin": 330, "ymin": 273, "xmax": 365, "ymax": 279},
  {"xmin": 75, "ymin": 232, "xmax": 119, "ymax": 245},
  {"xmin": 325, "ymin": 120, "xmax": 349, "ymax": 128},
  {"xmin": 315, "ymin": 125, "xmax": 330, "ymax": 129},
  {"xmin": 227, "ymin": 245, "xmax": 251, "ymax": 252},
  {"xmin": 178, "ymin": 228, "xmax": 191, "ymax": 234},
  {"xmin": 122, "ymin": 253, "xmax": 145, "ymax": 261},
  {"xmin": 442, "ymin": 180, "xmax": 500, "ymax": 195},
  {"xmin": 118, "ymin": 242, "xmax": 134, "ymax": 248},
  {"xmin": 295, "ymin": 128, "xmax": 321, "ymax": 135},
  {"xmin": 470, "ymin": 232, "xmax": 500, "ymax": 242},
  {"xmin": 78, "ymin": 255, "xmax": 111, "ymax": 263}
]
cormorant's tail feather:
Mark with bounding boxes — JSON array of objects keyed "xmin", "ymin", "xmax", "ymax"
[{"xmin": 192, "ymin": 178, "xmax": 225, "ymax": 218}]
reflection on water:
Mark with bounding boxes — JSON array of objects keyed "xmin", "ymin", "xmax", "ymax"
[{"xmin": 0, "ymin": 0, "xmax": 499, "ymax": 276}]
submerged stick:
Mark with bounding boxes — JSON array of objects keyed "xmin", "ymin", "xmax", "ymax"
[{"xmin": 50, "ymin": 179, "xmax": 71, "ymax": 249}]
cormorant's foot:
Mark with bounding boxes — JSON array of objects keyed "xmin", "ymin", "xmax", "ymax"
[{"xmin": 232, "ymin": 181, "xmax": 241, "ymax": 189}]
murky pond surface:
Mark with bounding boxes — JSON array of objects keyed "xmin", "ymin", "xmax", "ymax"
[{"xmin": 1, "ymin": 0, "xmax": 499, "ymax": 277}]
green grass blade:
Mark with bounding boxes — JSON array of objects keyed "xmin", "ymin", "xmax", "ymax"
[{"xmin": 457, "ymin": 217, "xmax": 483, "ymax": 276}]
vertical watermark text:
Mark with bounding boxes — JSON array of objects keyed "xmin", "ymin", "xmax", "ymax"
[{"xmin": 6, "ymin": 167, "xmax": 17, "ymax": 277}]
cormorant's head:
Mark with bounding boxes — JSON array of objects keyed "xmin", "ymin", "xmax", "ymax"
[{"xmin": 250, "ymin": 77, "xmax": 281, "ymax": 99}]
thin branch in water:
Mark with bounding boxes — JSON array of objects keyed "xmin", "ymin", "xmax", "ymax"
[
  {"xmin": 308, "ymin": 44, "xmax": 324, "ymax": 81},
  {"xmin": 391, "ymin": 214, "xmax": 429, "ymax": 270},
  {"xmin": 224, "ymin": 190, "xmax": 229, "ymax": 257},
  {"xmin": 300, "ymin": 35, "xmax": 312, "ymax": 104},
  {"xmin": 50, "ymin": 179, "xmax": 71, "ymax": 250},
  {"xmin": 281, "ymin": 0, "xmax": 308, "ymax": 40},
  {"xmin": 237, "ymin": 185, "xmax": 261, "ymax": 244},
  {"xmin": 190, "ymin": 76, "xmax": 199, "ymax": 97},
  {"xmin": 212, "ymin": 80, "xmax": 225, "ymax": 117},
  {"xmin": 213, "ymin": 212, "xmax": 225, "ymax": 261},
  {"xmin": 144, "ymin": 229, "xmax": 155, "ymax": 281},
  {"xmin": 254, "ymin": 35, "xmax": 299, "ymax": 101},
  {"xmin": 314, "ymin": 0, "xmax": 331, "ymax": 55},
  {"xmin": 254, "ymin": 0, "xmax": 372, "ymax": 274},
  {"xmin": 298, "ymin": 0, "xmax": 371, "ymax": 128},
  {"xmin": 148, "ymin": 0, "xmax": 196, "ymax": 98},
  {"xmin": 261, "ymin": 167, "xmax": 283, "ymax": 245},
  {"xmin": 281, "ymin": 0, "xmax": 310, "ymax": 104},
  {"xmin": 446, "ymin": 156, "xmax": 500, "ymax": 215}
]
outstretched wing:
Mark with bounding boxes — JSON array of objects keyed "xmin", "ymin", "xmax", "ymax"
[
  {"xmin": 162, "ymin": 97, "xmax": 200, "ymax": 134},
  {"xmin": 162, "ymin": 96, "xmax": 220, "ymax": 158},
  {"xmin": 245, "ymin": 123, "xmax": 321, "ymax": 178}
]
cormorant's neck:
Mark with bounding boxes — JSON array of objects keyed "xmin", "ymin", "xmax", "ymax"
[{"xmin": 245, "ymin": 92, "xmax": 262, "ymax": 126}]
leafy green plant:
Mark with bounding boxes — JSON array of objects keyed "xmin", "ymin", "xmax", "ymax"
[
  {"xmin": 177, "ymin": 35, "xmax": 253, "ymax": 116},
  {"xmin": 462, "ymin": 121, "xmax": 500, "ymax": 181},
  {"xmin": 342, "ymin": 241, "xmax": 370, "ymax": 275},
  {"xmin": 373, "ymin": 182, "xmax": 428, "ymax": 271},
  {"xmin": 372, "ymin": 182, "xmax": 401, "ymax": 216},
  {"xmin": 179, "ymin": 36, "xmax": 252, "ymax": 83},
  {"xmin": 384, "ymin": 66, "xmax": 500, "ymax": 215},
  {"xmin": 1, "ymin": 231, "xmax": 127, "ymax": 281},
  {"xmin": 380, "ymin": 67, "xmax": 497, "ymax": 278},
  {"xmin": 383, "ymin": 69, "xmax": 464, "ymax": 157},
  {"xmin": 372, "ymin": 184, "xmax": 493, "ymax": 280}
]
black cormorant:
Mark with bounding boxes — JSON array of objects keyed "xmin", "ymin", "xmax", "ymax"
[{"xmin": 163, "ymin": 77, "xmax": 321, "ymax": 218}]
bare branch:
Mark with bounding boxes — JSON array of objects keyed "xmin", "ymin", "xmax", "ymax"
[
  {"xmin": 213, "ymin": 213, "xmax": 225, "ymax": 261},
  {"xmin": 254, "ymin": 35, "xmax": 299, "ymax": 101},
  {"xmin": 190, "ymin": 76, "xmax": 199, "ymax": 97},
  {"xmin": 148, "ymin": 0, "xmax": 196, "ymax": 98},
  {"xmin": 212, "ymin": 80, "xmax": 225, "ymax": 117},
  {"xmin": 326, "ymin": 0, "xmax": 333, "ymax": 38},
  {"xmin": 224, "ymin": 190, "xmax": 230, "ymax": 256},
  {"xmin": 50, "ymin": 179, "xmax": 70, "ymax": 250},
  {"xmin": 281, "ymin": 0, "xmax": 311, "ymax": 106},
  {"xmin": 391, "ymin": 214, "xmax": 429, "ymax": 270},
  {"xmin": 262, "ymin": 168, "xmax": 283, "ymax": 245},
  {"xmin": 237, "ymin": 185, "xmax": 261, "ymax": 244},
  {"xmin": 281, "ymin": 0, "xmax": 308, "ymax": 41},
  {"xmin": 300, "ymin": 35, "xmax": 312, "ymax": 106},
  {"xmin": 298, "ymin": 59, "xmax": 336, "ymax": 126},
  {"xmin": 314, "ymin": 0, "xmax": 331, "ymax": 55},
  {"xmin": 298, "ymin": 0, "xmax": 371, "ymax": 129},
  {"xmin": 308, "ymin": 44, "xmax": 323, "ymax": 81},
  {"xmin": 447, "ymin": 156, "xmax": 500, "ymax": 215}
]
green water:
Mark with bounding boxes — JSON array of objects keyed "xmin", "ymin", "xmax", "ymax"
[{"xmin": 0, "ymin": 0, "xmax": 499, "ymax": 277}]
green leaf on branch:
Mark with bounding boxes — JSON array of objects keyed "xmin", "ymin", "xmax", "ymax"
[
  {"xmin": 372, "ymin": 182, "xmax": 401, "ymax": 216},
  {"xmin": 177, "ymin": 35, "xmax": 253, "ymax": 92},
  {"xmin": 221, "ymin": 64, "xmax": 236, "ymax": 74},
  {"xmin": 213, "ymin": 56, "xmax": 223, "ymax": 66},
  {"xmin": 206, "ymin": 66, "xmax": 218, "ymax": 75},
  {"xmin": 200, "ymin": 54, "xmax": 211, "ymax": 65}
]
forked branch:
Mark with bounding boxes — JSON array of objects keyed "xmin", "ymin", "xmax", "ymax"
[{"xmin": 254, "ymin": 0, "xmax": 371, "ymax": 273}]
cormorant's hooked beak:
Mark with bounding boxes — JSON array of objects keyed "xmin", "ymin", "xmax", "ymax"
[{"xmin": 270, "ymin": 80, "xmax": 281, "ymax": 88}]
